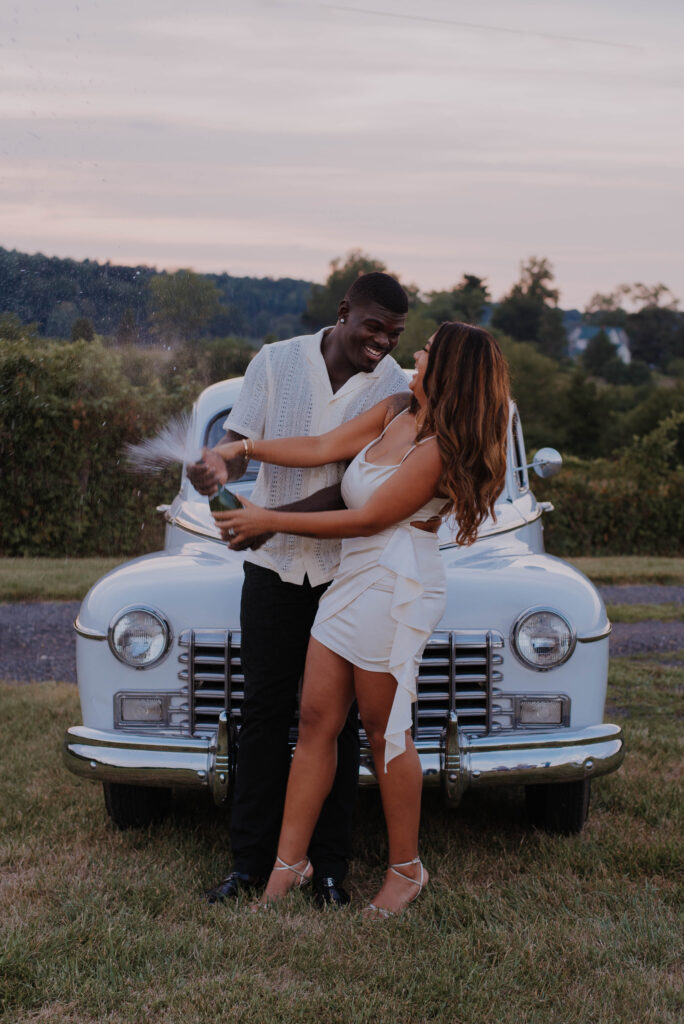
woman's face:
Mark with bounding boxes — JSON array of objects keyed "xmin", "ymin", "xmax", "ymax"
[{"xmin": 409, "ymin": 334, "xmax": 434, "ymax": 405}]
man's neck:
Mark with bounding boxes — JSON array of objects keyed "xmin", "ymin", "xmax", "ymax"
[{"xmin": 320, "ymin": 326, "xmax": 363, "ymax": 394}]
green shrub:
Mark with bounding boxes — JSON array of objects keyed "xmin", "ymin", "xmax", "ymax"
[
  {"xmin": 2, "ymin": 337, "xmax": 682, "ymax": 558},
  {"xmin": 0, "ymin": 339, "xmax": 198, "ymax": 556},
  {"xmin": 534, "ymin": 414, "xmax": 684, "ymax": 556}
]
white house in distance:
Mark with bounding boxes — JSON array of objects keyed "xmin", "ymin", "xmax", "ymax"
[{"xmin": 567, "ymin": 325, "xmax": 631, "ymax": 364}]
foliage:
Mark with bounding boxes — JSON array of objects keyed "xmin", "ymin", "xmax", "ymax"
[
  {"xmin": 585, "ymin": 282, "xmax": 684, "ymax": 370},
  {"xmin": 392, "ymin": 309, "xmax": 439, "ymax": 367},
  {"xmin": 0, "ymin": 312, "xmax": 37, "ymax": 341},
  {"xmin": 0, "ymin": 246, "xmax": 154, "ymax": 338},
  {"xmin": 70, "ymin": 316, "xmax": 94, "ymax": 342},
  {"xmin": 492, "ymin": 257, "xmax": 567, "ymax": 360},
  {"xmin": 581, "ymin": 330, "xmax": 618, "ymax": 380},
  {"xmin": 0, "ymin": 338, "xmax": 197, "ymax": 556},
  {"xmin": 116, "ymin": 306, "xmax": 139, "ymax": 345},
  {"xmin": 148, "ymin": 270, "xmax": 222, "ymax": 344},
  {"xmin": 302, "ymin": 249, "xmax": 391, "ymax": 330},
  {"xmin": 0, "ymin": 246, "xmax": 311, "ymax": 344},
  {"xmin": 204, "ymin": 336, "xmax": 254, "ymax": 382},
  {"xmin": 535, "ymin": 414, "xmax": 684, "ymax": 556},
  {"xmin": 423, "ymin": 274, "xmax": 490, "ymax": 325}
]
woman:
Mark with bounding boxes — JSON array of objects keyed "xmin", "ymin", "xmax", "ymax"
[{"xmin": 212, "ymin": 323, "xmax": 510, "ymax": 916}]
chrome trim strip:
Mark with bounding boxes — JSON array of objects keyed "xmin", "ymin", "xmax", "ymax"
[
  {"xmin": 485, "ymin": 631, "xmax": 494, "ymax": 734},
  {"xmin": 439, "ymin": 508, "xmax": 543, "ymax": 550},
  {"xmin": 188, "ymin": 629, "xmax": 196, "ymax": 735},
  {"xmin": 73, "ymin": 617, "xmax": 107, "ymax": 641},
  {"xmin": 167, "ymin": 512, "xmax": 225, "ymax": 544},
  {"xmin": 577, "ymin": 623, "xmax": 612, "ymax": 644}
]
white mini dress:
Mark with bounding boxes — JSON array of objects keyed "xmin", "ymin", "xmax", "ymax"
[{"xmin": 310, "ymin": 420, "xmax": 447, "ymax": 769}]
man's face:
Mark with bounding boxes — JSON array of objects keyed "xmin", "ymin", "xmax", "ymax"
[{"xmin": 339, "ymin": 300, "xmax": 406, "ymax": 373}]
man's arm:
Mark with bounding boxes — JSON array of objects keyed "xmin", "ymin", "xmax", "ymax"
[{"xmin": 228, "ymin": 482, "xmax": 345, "ymax": 551}]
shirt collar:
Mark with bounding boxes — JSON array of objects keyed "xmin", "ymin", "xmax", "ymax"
[{"xmin": 304, "ymin": 327, "xmax": 392, "ymax": 401}]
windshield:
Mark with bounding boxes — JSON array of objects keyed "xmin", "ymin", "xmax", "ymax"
[{"xmin": 203, "ymin": 410, "xmax": 260, "ymax": 483}]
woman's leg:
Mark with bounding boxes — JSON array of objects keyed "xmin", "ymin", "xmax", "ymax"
[
  {"xmin": 354, "ymin": 668, "xmax": 428, "ymax": 913},
  {"xmin": 261, "ymin": 637, "xmax": 355, "ymax": 899}
]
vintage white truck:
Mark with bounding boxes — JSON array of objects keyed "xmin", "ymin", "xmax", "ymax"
[{"xmin": 63, "ymin": 375, "xmax": 624, "ymax": 834}]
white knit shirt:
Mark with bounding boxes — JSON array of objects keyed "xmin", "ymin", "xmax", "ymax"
[{"xmin": 223, "ymin": 328, "xmax": 409, "ymax": 585}]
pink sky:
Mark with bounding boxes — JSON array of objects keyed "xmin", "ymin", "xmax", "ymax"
[{"xmin": 2, "ymin": 0, "xmax": 682, "ymax": 307}]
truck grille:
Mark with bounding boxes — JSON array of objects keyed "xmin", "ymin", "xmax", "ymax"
[{"xmin": 178, "ymin": 628, "xmax": 504, "ymax": 742}]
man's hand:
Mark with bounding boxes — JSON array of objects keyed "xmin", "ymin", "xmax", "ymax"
[
  {"xmin": 187, "ymin": 448, "xmax": 228, "ymax": 496},
  {"xmin": 227, "ymin": 530, "xmax": 273, "ymax": 552}
]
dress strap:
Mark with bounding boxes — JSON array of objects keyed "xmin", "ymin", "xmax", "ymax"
[{"xmin": 398, "ymin": 433, "xmax": 436, "ymax": 465}]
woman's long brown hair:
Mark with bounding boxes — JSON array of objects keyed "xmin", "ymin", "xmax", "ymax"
[{"xmin": 415, "ymin": 322, "xmax": 510, "ymax": 546}]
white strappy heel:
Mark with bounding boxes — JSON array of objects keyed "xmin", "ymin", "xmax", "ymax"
[
  {"xmin": 250, "ymin": 856, "xmax": 313, "ymax": 912},
  {"xmin": 364, "ymin": 856, "xmax": 428, "ymax": 919},
  {"xmin": 272, "ymin": 855, "xmax": 313, "ymax": 889}
]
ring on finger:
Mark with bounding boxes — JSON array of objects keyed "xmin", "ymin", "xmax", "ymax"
[{"xmin": 227, "ymin": 528, "xmax": 235, "ymax": 538}]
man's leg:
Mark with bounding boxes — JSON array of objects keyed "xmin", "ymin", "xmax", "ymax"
[{"xmin": 229, "ymin": 563, "xmax": 317, "ymax": 879}]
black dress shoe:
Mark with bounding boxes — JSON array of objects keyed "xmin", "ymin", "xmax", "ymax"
[
  {"xmin": 204, "ymin": 871, "xmax": 264, "ymax": 905},
  {"xmin": 312, "ymin": 876, "xmax": 351, "ymax": 908}
]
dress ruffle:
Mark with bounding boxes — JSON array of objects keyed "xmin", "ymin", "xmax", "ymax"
[
  {"xmin": 314, "ymin": 524, "xmax": 445, "ymax": 770},
  {"xmin": 378, "ymin": 527, "xmax": 442, "ymax": 768}
]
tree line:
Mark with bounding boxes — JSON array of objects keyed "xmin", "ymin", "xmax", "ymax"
[
  {"xmin": 0, "ymin": 246, "xmax": 311, "ymax": 344},
  {"xmin": 2, "ymin": 245, "xmax": 683, "ymax": 376}
]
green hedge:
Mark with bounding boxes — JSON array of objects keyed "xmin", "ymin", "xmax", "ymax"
[
  {"xmin": 2, "ymin": 340, "xmax": 682, "ymax": 558},
  {"xmin": 534, "ymin": 414, "xmax": 684, "ymax": 556},
  {"xmin": 0, "ymin": 339, "xmax": 197, "ymax": 556}
]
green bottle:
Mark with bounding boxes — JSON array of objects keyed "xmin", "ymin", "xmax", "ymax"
[{"xmin": 209, "ymin": 485, "xmax": 243, "ymax": 513}]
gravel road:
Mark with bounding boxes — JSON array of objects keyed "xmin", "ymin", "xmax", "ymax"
[{"xmin": 1, "ymin": 587, "xmax": 683, "ymax": 684}]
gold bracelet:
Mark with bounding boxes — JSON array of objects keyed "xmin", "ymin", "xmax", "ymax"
[{"xmin": 242, "ymin": 438, "xmax": 255, "ymax": 459}]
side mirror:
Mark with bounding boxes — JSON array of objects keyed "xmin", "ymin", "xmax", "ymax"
[{"xmin": 528, "ymin": 447, "xmax": 563, "ymax": 479}]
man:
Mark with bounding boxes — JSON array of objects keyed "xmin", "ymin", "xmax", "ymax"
[{"xmin": 189, "ymin": 273, "xmax": 410, "ymax": 906}]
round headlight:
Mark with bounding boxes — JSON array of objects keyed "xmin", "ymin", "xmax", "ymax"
[
  {"xmin": 512, "ymin": 608, "xmax": 575, "ymax": 670},
  {"xmin": 108, "ymin": 607, "xmax": 171, "ymax": 669}
]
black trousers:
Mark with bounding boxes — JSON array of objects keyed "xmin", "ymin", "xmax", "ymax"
[{"xmin": 230, "ymin": 562, "xmax": 359, "ymax": 880}]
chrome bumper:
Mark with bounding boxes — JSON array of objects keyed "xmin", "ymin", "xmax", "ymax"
[
  {"xmin": 416, "ymin": 717, "xmax": 624, "ymax": 806},
  {"xmin": 63, "ymin": 711, "xmax": 233, "ymax": 805},
  {"xmin": 65, "ymin": 713, "xmax": 624, "ymax": 808}
]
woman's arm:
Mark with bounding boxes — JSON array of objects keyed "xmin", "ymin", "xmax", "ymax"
[
  {"xmin": 210, "ymin": 395, "xmax": 407, "ymax": 470},
  {"xmin": 214, "ymin": 439, "xmax": 443, "ymax": 545}
]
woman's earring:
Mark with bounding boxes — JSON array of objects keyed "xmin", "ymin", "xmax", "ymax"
[{"xmin": 340, "ymin": 318, "xmax": 345, "ymax": 323}]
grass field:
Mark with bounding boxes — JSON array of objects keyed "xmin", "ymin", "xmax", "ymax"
[
  {"xmin": 1, "ymin": 653, "xmax": 681, "ymax": 1024},
  {"xmin": 0, "ymin": 558, "xmax": 124, "ymax": 602},
  {"xmin": 2, "ymin": 556, "xmax": 684, "ymax": 603},
  {"xmin": 605, "ymin": 603, "xmax": 683, "ymax": 623},
  {"xmin": 569, "ymin": 557, "xmax": 684, "ymax": 587}
]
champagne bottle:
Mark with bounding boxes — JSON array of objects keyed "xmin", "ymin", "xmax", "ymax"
[{"xmin": 209, "ymin": 485, "xmax": 243, "ymax": 513}]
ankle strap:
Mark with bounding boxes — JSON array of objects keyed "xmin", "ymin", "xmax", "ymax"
[
  {"xmin": 389, "ymin": 857, "xmax": 424, "ymax": 888},
  {"xmin": 273, "ymin": 855, "xmax": 311, "ymax": 880},
  {"xmin": 391, "ymin": 857, "xmax": 420, "ymax": 869}
]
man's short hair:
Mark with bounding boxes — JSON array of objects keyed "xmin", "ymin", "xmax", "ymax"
[{"xmin": 346, "ymin": 272, "xmax": 409, "ymax": 315}]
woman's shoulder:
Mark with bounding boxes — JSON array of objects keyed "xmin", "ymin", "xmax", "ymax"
[{"xmin": 381, "ymin": 393, "xmax": 412, "ymax": 429}]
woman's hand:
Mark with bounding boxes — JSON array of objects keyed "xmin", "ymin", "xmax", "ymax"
[
  {"xmin": 212, "ymin": 496, "xmax": 274, "ymax": 548},
  {"xmin": 213, "ymin": 439, "xmax": 246, "ymax": 464}
]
